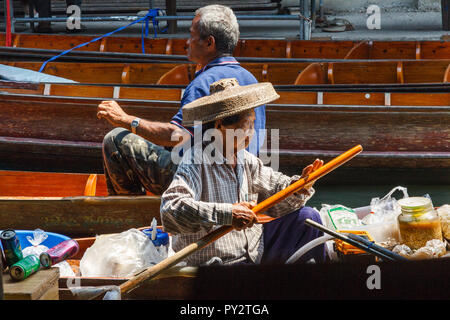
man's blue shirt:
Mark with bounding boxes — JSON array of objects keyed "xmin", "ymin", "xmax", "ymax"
[{"xmin": 170, "ymin": 56, "xmax": 266, "ymax": 156}]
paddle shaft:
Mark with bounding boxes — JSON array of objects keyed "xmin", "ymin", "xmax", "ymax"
[
  {"xmin": 254, "ymin": 144, "xmax": 363, "ymax": 219},
  {"xmin": 119, "ymin": 145, "xmax": 363, "ymax": 296},
  {"xmin": 304, "ymin": 218, "xmax": 408, "ymax": 261}
]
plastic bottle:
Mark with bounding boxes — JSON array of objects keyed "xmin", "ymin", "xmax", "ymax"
[{"xmin": 142, "ymin": 218, "xmax": 169, "ymax": 260}]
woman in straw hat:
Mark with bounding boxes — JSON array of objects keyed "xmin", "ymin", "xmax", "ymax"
[{"xmin": 160, "ymin": 78, "xmax": 326, "ymax": 266}]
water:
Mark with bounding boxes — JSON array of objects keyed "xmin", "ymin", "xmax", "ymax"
[{"xmin": 308, "ymin": 183, "xmax": 450, "ymax": 210}]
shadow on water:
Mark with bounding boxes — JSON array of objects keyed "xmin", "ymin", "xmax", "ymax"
[
  {"xmin": 308, "ymin": 183, "xmax": 450, "ymax": 209},
  {"xmin": 281, "ymin": 166, "xmax": 450, "ymax": 208}
]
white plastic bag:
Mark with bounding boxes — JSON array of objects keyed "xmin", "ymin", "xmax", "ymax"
[
  {"xmin": 364, "ymin": 186, "xmax": 408, "ymax": 224},
  {"xmin": 22, "ymin": 229, "xmax": 75, "ymax": 277},
  {"xmin": 79, "ymin": 228, "xmax": 166, "ymax": 278},
  {"xmin": 22, "ymin": 229, "xmax": 48, "ymax": 257},
  {"xmin": 393, "ymin": 239, "xmax": 446, "ymax": 260}
]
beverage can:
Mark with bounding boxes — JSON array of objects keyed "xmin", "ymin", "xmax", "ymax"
[
  {"xmin": 40, "ymin": 239, "xmax": 79, "ymax": 268},
  {"xmin": 0, "ymin": 229, "xmax": 24, "ymax": 268},
  {"xmin": 10, "ymin": 255, "xmax": 41, "ymax": 281}
]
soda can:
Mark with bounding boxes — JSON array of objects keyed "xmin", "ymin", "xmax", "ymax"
[
  {"xmin": 40, "ymin": 239, "xmax": 79, "ymax": 268},
  {"xmin": 0, "ymin": 229, "xmax": 23, "ymax": 268},
  {"xmin": 10, "ymin": 255, "xmax": 41, "ymax": 281}
]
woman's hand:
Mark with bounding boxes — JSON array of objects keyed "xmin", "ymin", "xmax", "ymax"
[
  {"xmin": 231, "ymin": 202, "xmax": 257, "ymax": 231},
  {"xmin": 298, "ymin": 158, "xmax": 324, "ymax": 193}
]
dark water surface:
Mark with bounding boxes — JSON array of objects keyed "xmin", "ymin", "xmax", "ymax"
[{"xmin": 308, "ymin": 183, "xmax": 450, "ymax": 209}]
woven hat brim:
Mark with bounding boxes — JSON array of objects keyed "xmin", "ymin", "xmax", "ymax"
[{"xmin": 182, "ymin": 82, "xmax": 279, "ymax": 127}]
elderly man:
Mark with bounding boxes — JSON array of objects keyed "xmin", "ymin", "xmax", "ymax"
[
  {"xmin": 160, "ymin": 78, "xmax": 326, "ymax": 266},
  {"xmin": 97, "ymin": 5, "xmax": 265, "ymax": 196}
]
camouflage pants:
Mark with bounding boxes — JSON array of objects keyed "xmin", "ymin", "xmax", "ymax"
[{"xmin": 102, "ymin": 128, "xmax": 178, "ymax": 195}]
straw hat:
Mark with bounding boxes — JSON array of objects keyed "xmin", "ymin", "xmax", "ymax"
[{"xmin": 182, "ymin": 78, "xmax": 280, "ymax": 127}]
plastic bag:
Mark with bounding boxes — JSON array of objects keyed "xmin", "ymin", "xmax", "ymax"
[
  {"xmin": 22, "ymin": 229, "xmax": 48, "ymax": 257},
  {"xmin": 319, "ymin": 204, "xmax": 360, "ymax": 230},
  {"xmin": 437, "ymin": 204, "xmax": 450, "ymax": 240},
  {"xmin": 80, "ymin": 228, "xmax": 166, "ymax": 278},
  {"xmin": 393, "ymin": 239, "xmax": 446, "ymax": 260},
  {"xmin": 362, "ymin": 186, "xmax": 409, "ymax": 225},
  {"xmin": 22, "ymin": 229, "xmax": 75, "ymax": 277}
]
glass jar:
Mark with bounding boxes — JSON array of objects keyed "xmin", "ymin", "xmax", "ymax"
[{"xmin": 397, "ymin": 197, "xmax": 443, "ymax": 250}]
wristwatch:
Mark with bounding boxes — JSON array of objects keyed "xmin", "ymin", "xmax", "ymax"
[{"xmin": 130, "ymin": 118, "xmax": 141, "ymax": 134}]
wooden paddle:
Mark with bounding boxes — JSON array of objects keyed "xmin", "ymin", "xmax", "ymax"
[{"xmin": 115, "ymin": 144, "xmax": 363, "ymax": 298}]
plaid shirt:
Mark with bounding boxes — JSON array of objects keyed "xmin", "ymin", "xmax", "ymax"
[{"xmin": 160, "ymin": 144, "xmax": 314, "ymax": 266}]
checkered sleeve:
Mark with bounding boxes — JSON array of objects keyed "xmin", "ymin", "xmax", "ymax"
[
  {"xmin": 160, "ymin": 163, "xmax": 233, "ymax": 235},
  {"xmin": 248, "ymin": 154, "xmax": 314, "ymax": 217}
]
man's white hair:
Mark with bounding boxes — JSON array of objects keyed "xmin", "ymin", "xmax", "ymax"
[{"xmin": 195, "ymin": 5, "xmax": 240, "ymax": 54}]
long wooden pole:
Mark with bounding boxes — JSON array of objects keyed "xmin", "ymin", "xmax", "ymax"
[{"xmin": 119, "ymin": 144, "xmax": 363, "ymax": 296}]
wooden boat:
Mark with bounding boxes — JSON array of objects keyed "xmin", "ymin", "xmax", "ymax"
[
  {"xmin": 59, "ymin": 234, "xmax": 196, "ymax": 300},
  {"xmin": 192, "ymin": 257, "xmax": 450, "ymax": 300},
  {"xmin": 2, "ymin": 81, "xmax": 449, "ymax": 107},
  {"xmin": 0, "ymin": 170, "xmax": 162, "ymax": 237},
  {"xmin": 3, "ymin": 61, "xmax": 313, "ymax": 85},
  {"xmin": 3, "ymin": 60, "xmax": 450, "ymax": 85},
  {"xmin": 1, "ymin": 33, "xmax": 450, "ymax": 60},
  {"xmin": 59, "ymin": 229, "xmax": 450, "ymax": 300},
  {"xmin": 0, "ymin": 89, "xmax": 449, "ymax": 184}
]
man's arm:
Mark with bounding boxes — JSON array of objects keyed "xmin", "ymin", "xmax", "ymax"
[{"xmin": 97, "ymin": 100, "xmax": 190, "ymax": 147}]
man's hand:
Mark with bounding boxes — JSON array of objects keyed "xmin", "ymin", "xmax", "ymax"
[
  {"xmin": 97, "ymin": 100, "xmax": 133, "ymax": 128},
  {"xmin": 231, "ymin": 202, "xmax": 257, "ymax": 231}
]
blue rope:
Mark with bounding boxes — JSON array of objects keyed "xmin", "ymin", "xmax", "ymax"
[
  {"xmin": 39, "ymin": 9, "xmax": 163, "ymax": 72},
  {"xmin": 141, "ymin": 9, "xmax": 167, "ymax": 53}
]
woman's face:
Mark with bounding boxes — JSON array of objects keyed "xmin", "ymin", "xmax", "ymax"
[{"xmin": 218, "ymin": 109, "xmax": 256, "ymax": 153}]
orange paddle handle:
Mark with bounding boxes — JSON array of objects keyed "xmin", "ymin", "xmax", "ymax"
[{"xmin": 255, "ymin": 145, "xmax": 363, "ymax": 223}]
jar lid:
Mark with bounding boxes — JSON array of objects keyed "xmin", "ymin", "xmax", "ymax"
[{"xmin": 398, "ymin": 197, "xmax": 432, "ymax": 215}]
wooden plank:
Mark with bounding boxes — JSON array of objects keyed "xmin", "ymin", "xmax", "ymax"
[
  {"xmin": 2, "ymin": 82, "xmax": 447, "ymax": 106},
  {"xmin": 0, "ymin": 170, "xmax": 107, "ymax": 197},
  {"xmin": 5, "ymin": 60, "xmax": 450, "ymax": 85},
  {"xmin": 2, "ymin": 33, "xmax": 450, "ymax": 60},
  {"xmin": 59, "ymin": 276, "xmax": 195, "ymax": 300},
  {"xmin": 3, "ymin": 268, "xmax": 59, "ymax": 300},
  {"xmin": 344, "ymin": 41, "xmax": 371, "ymax": 59},
  {"xmin": 265, "ymin": 104, "xmax": 450, "ymax": 153},
  {"xmin": 402, "ymin": 60, "xmax": 450, "ymax": 83},
  {"xmin": 0, "ymin": 196, "xmax": 162, "ymax": 236},
  {"xmin": 290, "ymin": 40, "xmax": 355, "ymax": 59}
]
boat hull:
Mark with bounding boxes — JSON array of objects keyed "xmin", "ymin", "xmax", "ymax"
[
  {"xmin": 0, "ymin": 170, "xmax": 161, "ymax": 237},
  {"xmin": 0, "ymin": 91, "xmax": 448, "ymax": 182}
]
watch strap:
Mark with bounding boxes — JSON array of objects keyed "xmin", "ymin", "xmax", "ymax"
[{"xmin": 131, "ymin": 118, "xmax": 141, "ymax": 134}]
